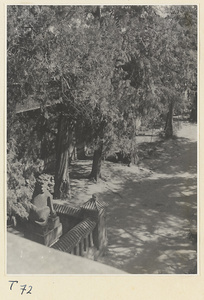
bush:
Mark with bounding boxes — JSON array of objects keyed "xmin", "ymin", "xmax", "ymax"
[{"xmin": 7, "ymin": 138, "xmax": 44, "ymax": 225}]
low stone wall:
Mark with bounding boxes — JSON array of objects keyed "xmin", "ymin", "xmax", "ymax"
[{"xmin": 7, "ymin": 232, "xmax": 126, "ymax": 274}]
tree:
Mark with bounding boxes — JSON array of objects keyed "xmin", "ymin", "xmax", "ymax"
[
  {"xmin": 112, "ymin": 5, "xmax": 197, "ymax": 138},
  {"xmin": 7, "ymin": 6, "xmax": 122, "ymax": 189},
  {"xmin": 7, "ymin": 5, "xmax": 197, "ymax": 205},
  {"xmin": 54, "ymin": 113, "xmax": 71, "ymax": 199}
]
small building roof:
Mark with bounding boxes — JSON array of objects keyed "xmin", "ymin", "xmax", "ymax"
[
  {"xmin": 52, "ymin": 218, "xmax": 96, "ymax": 253},
  {"xmin": 53, "ymin": 203, "xmax": 82, "ymax": 218},
  {"xmin": 81, "ymin": 195, "xmax": 107, "ymax": 212}
]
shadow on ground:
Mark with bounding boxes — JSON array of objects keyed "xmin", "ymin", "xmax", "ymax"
[
  {"xmin": 98, "ymin": 173, "xmax": 197, "ymax": 274},
  {"xmin": 68, "ymin": 122, "xmax": 197, "ymax": 274}
]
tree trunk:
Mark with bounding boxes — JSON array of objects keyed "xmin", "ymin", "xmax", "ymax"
[
  {"xmin": 131, "ymin": 148, "xmax": 138, "ymax": 165},
  {"xmin": 89, "ymin": 139, "xmax": 103, "ymax": 181},
  {"xmin": 131, "ymin": 119, "xmax": 138, "ymax": 165},
  {"xmin": 76, "ymin": 141, "xmax": 86, "ymax": 160},
  {"xmin": 190, "ymin": 92, "xmax": 197, "ymax": 122},
  {"xmin": 165, "ymin": 101, "xmax": 174, "ymax": 139},
  {"xmin": 54, "ymin": 114, "xmax": 71, "ymax": 199},
  {"xmin": 68, "ymin": 129, "xmax": 75, "ymax": 164}
]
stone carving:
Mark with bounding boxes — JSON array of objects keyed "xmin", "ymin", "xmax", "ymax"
[
  {"xmin": 29, "ymin": 174, "xmax": 56, "ymax": 225},
  {"xmin": 25, "ymin": 174, "xmax": 62, "ymax": 247}
]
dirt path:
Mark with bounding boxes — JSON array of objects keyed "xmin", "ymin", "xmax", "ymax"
[
  {"xmin": 69, "ymin": 121, "xmax": 197, "ymax": 274},
  {"xmin": 97, "ymin": 122, "xmax": 197, "ymax": 274}
]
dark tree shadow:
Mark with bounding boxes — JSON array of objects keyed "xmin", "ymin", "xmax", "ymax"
[
  {"xmin": 96, "ymin": 134, "xmax": 197, "ymax": 274},
  {"xmin": 67, "ymin": 124, "xmax": 197, "ymax": 274}
]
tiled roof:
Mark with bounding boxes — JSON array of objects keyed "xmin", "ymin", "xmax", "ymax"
[
  {"xmin": 81, "ymin": 198, "xmax": 107, "ymax": 211},
  {"xmin": 52, "ymin": 218, "xmax": 96, "ymax": 253},
  {"xmin": 53, "ymin": 203, "xmax": 81, "ymax": 217}
]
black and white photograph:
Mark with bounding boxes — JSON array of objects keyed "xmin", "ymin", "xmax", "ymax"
[{"xmin": 7, "ymin": 5, "xmax": 197, "ymax": 275}]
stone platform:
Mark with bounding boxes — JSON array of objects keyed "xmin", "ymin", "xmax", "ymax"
[{"xmin": 24, "ymin": 216, "xmax": 62, "ymax": 247}]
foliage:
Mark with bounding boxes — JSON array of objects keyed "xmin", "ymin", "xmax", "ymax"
[
  {"xmin": 7, "ymin": 135, "xmax": 44, "ymax": 221},
  {"xmin": 7, "ymin": 5, "xmax": 197, "ymax": 201}
]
